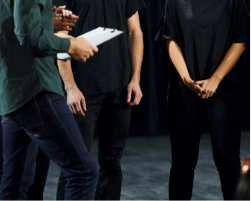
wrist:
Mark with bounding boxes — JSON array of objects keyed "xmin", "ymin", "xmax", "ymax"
[
  {"xmin": 68, "ymin": 38, "xmax": 77, "ymax": 55},
  {"xmin": 182, "ymin": 75, "xmax": 192, "ymax": 85},
  {"xmin": 211, "ymin": 74, "xmax": 222, "ymax": 84},
  {"xmin": 65, "ymin": 84, "xmax": 77, "ymax": 92},
  {"xmin": 131, "ymin": 75, "xmax": 141, "ymax": 84}
]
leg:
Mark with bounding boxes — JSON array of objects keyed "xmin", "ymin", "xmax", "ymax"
[
  {"xmin": 56, "ymin": 94, "xmax": 103, "ymax": 200},
  {"xmin": 95, "ymin": 101, "xmax": 131, "ymax": 200},
  {"xmin": 0, "ymin": 117, "xmax": 38, "ymax": 200},
  {"xmin": 26, "ymin": 148, "xmax": 50, "ymax": 200},
  {"xmin": 0, "ymin": 92, "xmax": 99, "ymax": 200},
  {"xmin": 168, "ymin": 87, "xmax": 205, "ymax": 200},
  {"xmin": 206, "ymin": 82, "xmax": 243, "ymax": 200}
]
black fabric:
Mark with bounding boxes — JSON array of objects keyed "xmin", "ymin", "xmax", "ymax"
[
  {"xmin": 168, "ymin": 82, "xmax": 242, "ymax": 200},
  {"xmin": 129, "ymin": 0, "xmax": 249, "ymax": 136},
  {"xmin": 56, "ymin": 88, "xmax": 131, "ymax": 200},
  {"xmin": 26, "ymin": 148, "xmax": 50, "ymax": 200},
  {"xmin": 154, "ymin": 0, "xmax": 249, "ymax": 89},
  {"xmin": 53, "ymin": 0, "xmax": 146, "ymax": 95}
]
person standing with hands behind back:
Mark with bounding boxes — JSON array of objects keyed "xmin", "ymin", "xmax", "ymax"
[{"xmin": 155, "ymin": 0, "xmax": 249, "ymax": 200}]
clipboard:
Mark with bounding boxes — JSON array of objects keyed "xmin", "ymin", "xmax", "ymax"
[{"xmin": 57, "ymin": 27, "xmax": 124, "ymax": 60}]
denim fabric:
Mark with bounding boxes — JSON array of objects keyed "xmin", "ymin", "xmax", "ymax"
[
  {"xmin": 168, "ymin": 82, "xmax": 243, "ymax": 200},
  {"xmin": 57, "ymin": 88, "xmax": 131, "ymax": 200},
  {"xmin": 0, "ymin": 92, "xmax": 98, "ymax": 200}
]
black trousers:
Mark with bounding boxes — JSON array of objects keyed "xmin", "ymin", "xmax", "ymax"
[
  {"xmin": 0, "ymin": 116, "xmax": 50, "ymax": 200},
  {"xmin": 168, "ymin": 82, "xmax": 243, "ymax": 200},
  {"xmin": 26, "ymin": 148, "xmax": 50, "ymax": 200},
  {"xmin": 57, "ymin": 88, "xmax": 131, "ymax": 200}
]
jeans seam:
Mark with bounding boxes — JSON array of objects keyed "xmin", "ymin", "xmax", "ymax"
[
  {"xmin": 45, "ymin": 94, "xmax": 57, "ymax": 114},
  {"xmin": 45, "ymin": 94, "xmax": 90, "ymax": 196},
  {"xmin": 17, "ymin": 139, "xmax": 33, "ymax": 199}
]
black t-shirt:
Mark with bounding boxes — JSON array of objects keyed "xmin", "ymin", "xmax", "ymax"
[
  {"xmin": 155, "ymin": 0, "xmax": 249, "ymax": 89},
  {"xmin": 53, "ymin": 0, "xmax": 146, "ymax": 95}
]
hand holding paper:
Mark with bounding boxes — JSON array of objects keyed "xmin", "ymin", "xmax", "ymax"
[{"xmin": 57, "ymin": 27, "xmax": 124, "ymax": 60}]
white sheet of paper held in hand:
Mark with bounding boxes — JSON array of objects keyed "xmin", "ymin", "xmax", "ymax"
[{"xmin": 57, "ymin": 27, "xmax": 124, "ymax": 60}]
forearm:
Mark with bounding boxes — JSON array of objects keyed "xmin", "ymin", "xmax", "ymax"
[
  {"xmin": 211, "ymin": 43, "xmax": 246, "ymax": 82},
  {"xmin": 128, "ymin": 30, "xmax": 144, "ymax": 83},
  {"xmin": 58, "ymin": 60, "xmax": 77, "ymax": 92},
  {"xmin": 166, "ymin": 40, "xmax": 190, "ymax": 81}
]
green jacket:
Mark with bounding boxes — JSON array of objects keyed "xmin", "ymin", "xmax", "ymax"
[{"xmin": 0, "ymin": 0, "xmax": 70, "ymax": 115}]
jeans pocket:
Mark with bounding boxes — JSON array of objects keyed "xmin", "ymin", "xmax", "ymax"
[{"xmin": 6, "ymin": 98, "xmax": 45, "ymax": 137}]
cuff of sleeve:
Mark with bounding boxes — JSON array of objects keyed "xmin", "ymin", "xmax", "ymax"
[{"xmin": 60, "ymin": 38, "xmax": 71, "ymax": 53}]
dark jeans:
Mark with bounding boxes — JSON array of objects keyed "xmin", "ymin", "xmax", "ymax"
[
  {"xmin": 0, "ymin": 118, "xmax": 49, "ymax": 200},
  {"xmin": 57, "ymin": 88, "xmax": 131, "ymax": 200},
  {"xmin": 0, "ymin": 92, "xmax": 98, "ymax": 200},
  {"xmin": 168, "ymin": 82, "xmax": 242, "ymax": 200}
]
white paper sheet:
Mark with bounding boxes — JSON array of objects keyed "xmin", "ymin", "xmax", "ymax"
[{"xmin": 57, "ymin": 27, "xmax": 124, "ymax": 60}]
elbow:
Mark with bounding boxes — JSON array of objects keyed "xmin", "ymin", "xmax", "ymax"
[
  {"xmin": 242, "ymin": 43, "xmax": 246, "ymax": 51},
  {"xmin": 128, "ymin": 29, "xmax": 143, "ymax": 38},
  {"xmin": 14, "ymin": 31, "xmax": 32, "ymax": 48}
]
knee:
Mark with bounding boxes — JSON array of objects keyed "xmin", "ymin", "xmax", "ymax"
[{"xmin": 214, "ymin": 155, "xmax": 241, "ymax": 176}]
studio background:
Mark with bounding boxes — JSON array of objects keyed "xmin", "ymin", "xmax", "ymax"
[{"xmin": 129, "ymin": 0, "xmax": 250, "ymax": 136}]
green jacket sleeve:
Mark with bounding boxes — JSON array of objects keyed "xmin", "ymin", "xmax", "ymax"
[{"xmin": 13, "ymin": 0, "xmax": 70, "ymax": 55}]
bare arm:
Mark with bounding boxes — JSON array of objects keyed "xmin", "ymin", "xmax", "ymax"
[
  {"xmin": 166, "ymin": 40, "xmax": 204, "ymax": 95},
  {"xmin": 57, "ymin": 31, "xmax": 87, "ymax": 116},
  {"xmin": 195, "ymin": 43, "xmax": 246, "ymax": 99},
  {"xmin": 127, "ymin": 11, "xmax": 144, "ymax": 106},
  {"xmin": 212, "ymin": 43, "xmax": 245, "ymax": 82}
]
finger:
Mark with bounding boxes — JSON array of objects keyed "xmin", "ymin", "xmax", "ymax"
[
  {"xmin": 70, "ymin": 104, "xmax": 77, "ymax": 114},
  {"xmin": 65, "ymin": 21, "xmax": 76, "ymax": 27},
  {"xmin": 201, "ymin": 93, "xmax": 207, "ymax": 99},
  {"xmin": 68, "ymin": 11, "xmax": 73, "ymax": 16},
  {"xmin": 194, "ymin": 80, "xmax": 203, "ymax": 85},
  {"xmin": 89, "ymin": 51, "xmax": 94, "ymax": 57},
  {"xmin": 209, "ymin": 91, "xmax": 214, "ymax": 98},
  {"xmin": 195, "ymin": 85, "xmax": 204, "ymax": 95},
  {"xmin": 205, "ymin": 92, "xmax": 210, "ymax": 99},
  {"xmin": 55, "ymin": 13, "xmax": 63, "ymax": 18},
  {"xmin": 66, "ymin": 10, "xmax": 71, "ymax": 17},
  {"xmin": 71, "ymin": 14, "xmax": 79, "ymax": 19},
  {"xmin": 135, "ymin": 95, "xmax": 142, "ymax": 105},
  {"xmin": 90, "ymin": 44, "xmax": 98, "ymax": 53},
  {"xmin": 68, "ymin": 105, "xmax": 73, "ymax": 113},
  {"xmin": 62, "ymin": 26, "xmax": 72, "ymax": 31},
  {"xmin": 127, "ymin": 89, "xmax": 132, "ymax": 103},
  {"xmin": 81, "ymin": 98, "xmax": 87, "ymax": 111},
  {"xmin": 75, "ymin": 102, "xmax": 85, "ymax": 116},
  {"xmin": 56, "ymin": 6, "xmax": 66, "ymax": 14},
  {"xmin": 53, "ymin": 6, "xmax": 57, "ymax": 12}
]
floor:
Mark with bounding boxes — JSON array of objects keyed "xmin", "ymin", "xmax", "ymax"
[{"xmin": 44, "ymin": 131, "xmax": 250, "ymax": 200}]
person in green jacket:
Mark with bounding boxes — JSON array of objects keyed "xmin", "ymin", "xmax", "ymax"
[{"xmin": 0, "ymin": 0, "xmax": 99, "ymax": 199}]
